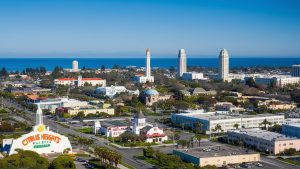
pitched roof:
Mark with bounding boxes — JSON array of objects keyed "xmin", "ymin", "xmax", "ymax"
[
  {"xmin": 82, "ymin": 78, "xmax": 103, "ymax": 80},
  {"xmin": 57, "ymin": 78, "xmax": 76, "ymax": 81}
]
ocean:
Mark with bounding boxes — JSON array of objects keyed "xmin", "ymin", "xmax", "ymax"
[{"xmin": 0, "ymin": 58, "xmax": 300, "ymax": 71}]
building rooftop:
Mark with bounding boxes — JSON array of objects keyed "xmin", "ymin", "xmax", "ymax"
[
  {"xmin": 283, "ymin": 118, "xmax": 300, "ymax": 127},
  {"xmin": 175, "ymin": 143, "xmax": 257, "ymax": 158},
  {"xmin": 229, "ymin": 128, "xmax": 299, "ymax": 141},
  {"xmin": 175, "ymin": 112, "xmax": 284, "ymax": 121},
  {"xmin": 144, "ymin": 89, "xmax": 159, "ymax": 95}
]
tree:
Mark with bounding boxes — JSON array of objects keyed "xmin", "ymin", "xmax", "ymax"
[
  {"xmin": 194, "ymin": 134, "xmax": 202, "ymax": 147},
  {"xmin": 213, "ymin": 124, "xmax": 223, "ymax": 136},
  {"xmin": 177, "ymin": 140, "xmax": 187, "ymax": 148},
  {"xmin": 233, "ymin": 123, "xmax": 239, "ymax": 129},
  {"xmin": 0, "ymin": 149, "xmax": 49, "ymax": 169},
  {"xmin": 193, "ymin": 121, "xmax": 203, "ymax": 134},
  {"xmin": 260, "ymin": 119, "xmax": 271, "ymax": 130},
  {"xmin": 143, "ymin": 146, "xmax": 155, "ymax": 158},
  {"xmin": 0, "ymin": 67, "xmax": 8, "ymax": 78},
  {"xmin": 245, "ymin": 77, "xmax": 255, "ymax": 87},
  {"xmin": 75, "ymin": 111, "xmax": 85, "ymax": 122},
  {"xmin": 94, "ymin": 146, "xmax": 121, "ymax": 167},
  {"xmin": 49, "ymin": 155, "xmax": 75, "ymax": 169}
]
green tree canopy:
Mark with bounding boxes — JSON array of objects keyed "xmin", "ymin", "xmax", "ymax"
[{"xmin": 49, "ymin": 155, "xmax": 75, "ymax": 169}]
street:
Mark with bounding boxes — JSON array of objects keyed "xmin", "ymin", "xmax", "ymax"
[{"xmin": 3, "ymin": 99, "xmax": 155, "ymax": 169}]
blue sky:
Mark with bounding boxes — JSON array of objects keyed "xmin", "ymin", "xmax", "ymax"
[{"xmin": 0, "ymin": 0, "xmax": 299, "ymax": 58}]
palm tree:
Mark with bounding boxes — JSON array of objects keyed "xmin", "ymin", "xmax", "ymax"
[
  {"xmin": 260, "ymin": 119, "xmax": 271, "ymax": 130},
  {"xmin": 233, "ymin": 123, "xmax": 239, "ymax": 129},
  {"xmin": 193, "ymin": 121, "xmax": 203, "ymax": 134},
  {"xmin": 214, "ymin": 124, "xmax": 223, "ymax": 136},
  {"xmin": 194, "ymin": 134, "xmax": 202, "ymax": 147}
]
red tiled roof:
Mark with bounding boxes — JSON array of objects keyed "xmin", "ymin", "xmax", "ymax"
[
  {"xmin": 57, "ymin": 78, "xmax": 76, "ymax": 81},
  {"xmin": 146, "ymin": 133, "xmax": 165, "ymax": 138},
  {"xmin": 82, "ymin": 78, "xmax": 103, "ymax": 80},
  {"xmin": 135, "ymin": 74, "xmax": 145, "ymax": 77}
]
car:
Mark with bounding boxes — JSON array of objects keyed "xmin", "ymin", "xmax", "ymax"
[
  {"xmin": 240, "ymin": 163, "xmax": 251, "ymax": 168},
  {"xmin": 255, "ymin": 162, "xmax": 263, "ymax": 167}
]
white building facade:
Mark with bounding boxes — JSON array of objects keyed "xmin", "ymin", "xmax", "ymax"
[
  {"xmin": 178, "ymin": 49, "xmax": 187, "ymax": 77},
  {"xmin": 218, "ymin": 48, "xmax": 229, "ymax": 82}
]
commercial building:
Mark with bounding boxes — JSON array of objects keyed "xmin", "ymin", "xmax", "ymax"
[
  {"xmin": 2, "ymin": 105, "xmax": 72, "ymax": 155},
  {"xmin": 181, "ymin": 72, "xmax": 207, "ymax": 81},
  {"xmin": 291, "ymin": 64, "xmax": 300, "ymax": 77},
  {"xmin": 95, "ymin": 85, "xmax": 139, "ymax": 98},
  {"xmin": 215, "ymin": 102, "xmax": 245, "ymax": 113},
  {"xmin": 133, "ymin": 48, "xmax": 154, "ymax": 83},
  {"xmin": 219, "ymin": 48, "xmax": 229, "ymax": 82},
  {"xmin": 54, "ymin": 75, "xmax": 106, "ymax": 87},
  {"xmin": 171, "ymin": 111, "xmax": 284, "ymax": 134},
  {"xmin": 34, "ymin": 97, "xmax": 88, "ymax": 113},
  {"xmin": 282, "ymin": 119, "xmax": 300, "ymax": 138},
  {"xmin": 228, "ymin": 128, "xmax": 300, "ymax": 154},
  {"xmin": 57, "ymin": 106, "xmax": 115, "ymax": 116},
  {"xmin": 173, "ymin": 143, "xmax": 260, "ymax": 167},
  {"xmin": 178, "ymin": 49, "xmax": 187, "ymax": 77}
]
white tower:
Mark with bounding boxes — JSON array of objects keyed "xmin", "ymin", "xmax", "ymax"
[
  {"xmin": 77, "ymin": 75, "xmax": 82, "ymax": 87},
  {"xmin": 94, "ymin": 120, "xmax": 101, "ymax": 134},
  {"xmin": 218, "ymin": 48, "xmax": 229, "ymax": 82},
  {"xmin": 36, "ymin": 104, "xmax": 43, "ymax": 125},
  {"xmin": 146, "ymin": 48, "xmax": 151, "ymax": 77},
  {"xmin": 178, "ymin": 49, "xmax": 187, "ymax": 77},
  {"xmin": 72, "ymin": 60, "xmax": 79, "ymax": 72},
  {"xmin": 132, "ymin": 111, "xmax": 146, "ymax": 135}
]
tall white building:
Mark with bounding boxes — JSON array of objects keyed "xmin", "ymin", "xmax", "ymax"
[
  {"xmin": 72, "ymin": 60, "xmax": 79, "ymax": 72},
  {"xmin": 292, "ymin": 65, "xmax": 300, "ymax": 77},
  {"xmin": 146, "ymin": 48, "xmax": 151, "ymax": 77},
  {"xmin": 178, "ymin": 49, "xmax": 187, "ymax": 77},
  {"xmin": 133, "ymin": 48, "xmax": 154, "ymax": 83},
  {"xmin": 218, "ymin": 48, "xmax": 229, "ymax": 82}
]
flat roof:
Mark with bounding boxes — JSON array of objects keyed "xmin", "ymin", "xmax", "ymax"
[
  {"xmin": 175, "ymin": 112, "xmax": 284, "ymax": 121},
  {"xmin": 175, "ymin": 143, "xmax": 258, "ymax": 158},
  {"xmin": 283, "ymin": 119, "xmax": 300, "ymax": 128},
  {"xmin": 229, "ymin": 128, "xmax": 299, "ymax": 141}
]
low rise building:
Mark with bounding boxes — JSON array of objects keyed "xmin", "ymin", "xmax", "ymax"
[
  {"xmin": 228, "ymin": 128, "xmax": 300, "ymax": 154},
  {"xmin": 95, "ymin": 85, "xmax": 139, "ymax": 97},
  {"xmin": 282, "ymin": 119, "xmax": 300, "ymax": 138},
  {"xmin": 215, "ymin": 102, "xmax": 245, "ymax": 113},
  {"xmin": 190, "ymin": 88, "xmax": 217, "ymax": 96},
  {"xmin": 54, "ymin": 76, "xmax": 106, "ymax": 87},
  {"xmin": 181, "ymin": 72, "xmax": 207, "ymax": 81},
  {"xmin": 60, "ymin": 106, "xmax": 115, "ymax": 116},
  {"xmin": 173, "ymin": 143, "xmax": 260, "ymax": 167},
  {"xmin": 140, "ymin": 89, "xmax": 171, "ymax": 106},
  {"xmin": 171, "ymin": 111, "xmax": 284, "ymax": 134},
  {"xmin": 34, "ymin": 97, "xmax": 88, "ymax": 113}
]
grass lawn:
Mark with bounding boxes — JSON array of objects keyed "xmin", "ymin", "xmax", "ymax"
[
  {"xmin": 134, "ymin": 155, "xmax": 160, "ymax": 166},
  {"xmin": 277, "ymin": 157, "xmax": 300, "ymax": 166},
  {"xmin": 76, "ymin": 127, "xmax": 93, "ymax": 134}
]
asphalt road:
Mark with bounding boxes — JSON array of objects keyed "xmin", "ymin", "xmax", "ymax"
[
  {"xmin": 3, "ymin": 99, "xmax": 300, "ymax": 169},
  {"xmin": 3, "ymin": 99, "xmax": 155, "ymax": 169}
]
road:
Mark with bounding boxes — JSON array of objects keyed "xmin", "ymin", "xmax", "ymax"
[
  {"xmin": 3, "ymin": 99, "xmax": 155, "ymax": 169},
  {"xmin": 4, "ymin": 99, "xmax": 300, "ymax": 169}
]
